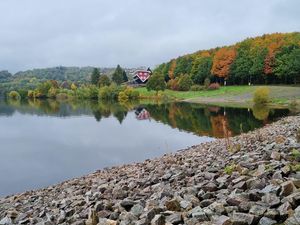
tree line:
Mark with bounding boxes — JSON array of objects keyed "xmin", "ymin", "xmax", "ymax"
[{"xmin": 154, "ymin": 32, "xmax": 300, "ymax": 86}]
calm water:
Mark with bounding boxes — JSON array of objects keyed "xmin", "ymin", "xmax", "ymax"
[{"xmin": 0, "ymin": 99, "xmax": 290, "ymax": 196}]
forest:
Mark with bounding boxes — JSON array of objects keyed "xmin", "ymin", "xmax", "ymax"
[{"xmin": 153, "ymin": 32, "xmax": 300, "ymax": 87}]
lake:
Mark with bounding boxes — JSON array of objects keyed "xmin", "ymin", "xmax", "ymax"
[{"xmin": 0, "ymin": 99, "xmax": 290, "ymax": 197}]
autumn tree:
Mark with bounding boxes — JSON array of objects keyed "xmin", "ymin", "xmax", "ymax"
[{"xmin": 211, "ymin": 48, "xmax": 236, "ymax": 81}]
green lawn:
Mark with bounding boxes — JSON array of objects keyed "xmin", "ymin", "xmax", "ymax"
[
  {"xmin": 136, "ymin": 85, "xmax": 300, "ymax": 108},
  {"xmin": 136, "ymin": 86, "xmax": 255, "ymax": 99}
]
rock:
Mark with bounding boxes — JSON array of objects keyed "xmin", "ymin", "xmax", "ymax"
[
  {"xmin": 189, "ymin": 206, "xmax": 208, "ymax": 221},
  {"xmin": 180, "ymin": 200, "xmax": 192, "ymax": 210},
  {"xmin": 203, "ymin": 182, "xmax": 218, "ymax": 192},
  {"xmin": 249, "ymin": 205, "xmax": 267, "ymax": 216},
  {"xmin": 270, "ymin": 151, "xmax": 281, "ymax": 161},
  {"xmin": 258, "ymin": 217, "xmax": 277, "ymax": 225},
  {"xmin": 120, "ymin": 199, "xmax": 136, "ymax": 211},
  {"xmin": 151, "ymin": 214, "xmax": 165, "ymax": 225},
  {"xmin": 165, "ymin": 199, "xmax": 181, "ymax": 211},
  {"xmin": 264, "ymin": 209, "xmax": 278, "ymax": 220},
  {"xmin": 262, "ymin": 193, "xmax": 280, "ymax": 207},
  {"xmin": 95, "ymin": 202, "xmax": 104, "ymax": 212},
  {"xmin": 231, "ymin": 212, "xmax": 255, "ymax": 225},
  {"xmin": 0, "ymin": 216, "xmax": 12, "ymax": 225},
  {"xmin": 280, "ymin": 181, "xmax": 297, "ymax": 197},
  {"xmin": 86, "ymin": 210, "xmax": 98, "ymax": 225},
  {"xmin": 130, "ymin": 204, "xmax": 144, "ymax": 217},
  {"xmin": 277, "ymin": 201, "xmax": 292, "ymax": 216},
  {"xmin": 97, "ymin": 218, "xmax": 117, "ymax": 225},
  {"xmin": 165, "ymin": 213, "xmax": 182, "ymax": 224},
  {"xmin": 211, "ymin": 215, "xmax": 232, "ymax": 225}
]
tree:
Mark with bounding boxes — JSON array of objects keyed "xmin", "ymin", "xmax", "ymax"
[
  {"xmin": 274, "ymin": 45, "xmax": 300, "ymax": 84},
  {"xmin": 211, "ymin": 48, "xmax": 236, "ymax": 79},
  {"xmin": 146, "ymin": 73, "xmax": 166, "ymax": 94},
  {"xmin": 191, "ymin": 56, "xmax": 212, "ymax": 84},
  {"xmin": 112, "ymin": 65, "xmax": 125, "ymax": 85},
  {"xmin": 122, "ymin": 70, "xmax": 128, "ymax": 82},
  {"xmin": 98, "ymin": 75, "xmax": 111, "ymax": 87},
  {"xmin": 178, "ymin": 75, "xmax": 193, "ymax": 91},
  {"xmin": 91, "ymin": 68, "xmax": 100, "ymax": 85},
  {"xmin": 230, "ymin": 41, "xmax": 252, "ymax": 84}
]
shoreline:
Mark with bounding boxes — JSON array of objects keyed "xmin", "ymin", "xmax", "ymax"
[{"xmin": 0, "ymin": 115, "xmax": 300, "ymax": 224}]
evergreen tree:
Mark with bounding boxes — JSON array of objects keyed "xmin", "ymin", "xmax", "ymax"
[
  {"xmin": 91, "ymin": 68, "xmax": 100, "ymax": 85},
  {"xmin": 112, "ymin": 65, "xmax": 124, "ymax": 85},
  {"xmin": 122, "ymin": 70, "xmax": 128, "ymax": 82}
]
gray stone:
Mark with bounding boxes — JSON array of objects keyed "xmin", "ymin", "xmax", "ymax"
[
  {"xmin": 166, "ymin": 213, "xmax": 182, "ymax": 224},
  {"xmin": 249, "ymin": 205, "xmax": 267, "ymax": 216},
  {"xmin": 211, "ymin": 215, "xmax": 232, "ymax": 225},
  {"xmin": 262, "ymin": 193, "xmax": 280, "ymax": 207},
  {"xmin": 231, "ymin": 212, "xmax": 255, "ymax": 225},
  {"xmin": 151, "ymin": 214, "xmax": 165, "ymax": 225},
  {"xmin": 258, "ymin": 217, "xmax": 277, "ymax": 225},
  {"xmin": 130, "ymin": 204, "xmax": 144, "ymax": 217}
]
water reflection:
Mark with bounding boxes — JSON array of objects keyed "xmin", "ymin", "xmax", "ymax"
[{"xmin": 0, "ymin": 99, "xmax": 290, "ymax": 138}]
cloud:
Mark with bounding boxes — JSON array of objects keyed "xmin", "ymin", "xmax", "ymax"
[{"xmin": 0, "ymin": 0, "xmax": 299, "ymax": 72}]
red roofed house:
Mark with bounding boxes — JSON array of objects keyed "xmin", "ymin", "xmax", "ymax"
[{"xmin": 133, "ymin": 68, "xmax": 152, "ymax": 84}]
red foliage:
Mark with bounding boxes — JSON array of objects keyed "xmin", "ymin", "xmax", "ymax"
[{"xmin": 208, "ymin": 83, "xmax": 220, "ymax": 90}]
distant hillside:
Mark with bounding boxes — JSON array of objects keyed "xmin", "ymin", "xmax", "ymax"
[
  {"xmin": 154, "ymin": 32, "xmax": 300, "ymax": 85},
  {"xmin": 13, "ymin": 66, "xmax": 116, "ymax": 82}
]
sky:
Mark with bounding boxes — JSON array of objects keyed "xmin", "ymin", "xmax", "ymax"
[{"xmin": 0, "ymin": 0, "xmax": 299, "ymax": 73}]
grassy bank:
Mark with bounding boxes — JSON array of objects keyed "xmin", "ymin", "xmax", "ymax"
[{"xmin": 137, "ymin": 85, "xmax": 300, "ymax": 108}]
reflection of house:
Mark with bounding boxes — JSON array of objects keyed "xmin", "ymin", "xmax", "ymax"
[
  {"xmin": 135, "ymin": 108, "xmax": 151, "ymax": 120},
  {"xmin": 133, "ymin": 68, "xmax": 152, "ymax": 84}
]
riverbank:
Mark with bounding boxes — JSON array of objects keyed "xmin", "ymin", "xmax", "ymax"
[
  {"xmin": 137, "ymin": 85, "xmax": 300, "ymax": 108},
  {"xmin": 1, "ymin": 115, "xmax": 300, "ymax": 225}
]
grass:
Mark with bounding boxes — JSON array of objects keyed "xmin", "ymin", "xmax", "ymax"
[
  {"xmin": 136, "ymin": 85, "xmax": 300, "ymax": 108},
  {"xmin": 137, "ymin": 86, "xmax": 254, "ymax": 99}
]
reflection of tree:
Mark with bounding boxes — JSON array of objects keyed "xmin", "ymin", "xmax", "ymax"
[
  {"xmin": 252, "ymin": 104, "xmax": 270, "ymax": 121},
  {"xmin": 0, "ymin": 99, "xmax": 290, "ymax": 138}
]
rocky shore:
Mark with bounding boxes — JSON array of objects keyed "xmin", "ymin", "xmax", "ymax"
[{"xmin": 1, "ymin": 115, "xmax": 300, "ymax": 225}]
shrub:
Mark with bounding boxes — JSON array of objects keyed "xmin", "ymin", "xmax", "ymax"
[
  {"xmin": 8, "ymin": 91, "xmax": 21, "ymax": 100},
  {"xmin": 124, "ymin": 87, "xmax": 140, "ymax": 100},
  {"xmin": 178, "ymin": 75, "xmax": 193, "ymax": 91},
  {"xmin": 89, "ymin": 85, "xmax": 99, "ymax": 99},
  {"xmin": 208, "ymin": 83, "xmax": 220, "ymax": 90},
  {"xmin": 167, "ymin": 79, "xmax": 179, "ymax": 90},
  {"xmin": 253, "ymin": 87, "xmax": 270, "ymax": 104},
  {"xmin": 224, "ymin": 164, "xmax": 236, "ymax": 175},
  {"xmin": 190, "ymin": 85, "xmax": 204, "ymax": 91},
  {"xmin": 204, "ymin": 77, "xmax": 210, "ymax": 89}
]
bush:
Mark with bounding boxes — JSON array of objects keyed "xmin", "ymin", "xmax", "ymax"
[
  {"xmin": 48, "ymin": 87, "xmax": 58, "ymax": 98},
  {"xmin": 253, "ymin": 87, "xmax": 270, "ymax": 104},
  {"xmin": 190, "ymin": 85, "xmax": 204, "ymax": 91},
  {"xmin": 146, "ymin": 73, "xmax": 166, "ymax": 93},
  {"xmin": 8, "ymin": 91, "xmax": 21, "ymax": 100},
  {"xmin": 204, "ymin": 77, "xmax": 210, "ymax": 89},
  {"xmin": 178, "ymin": 75, "xmax": 193, "ymax": 91},
  {"xmin": 124, "ymin": 87, "xmax": 140, "ymax": 100},
  {"xmin": 167, "ymin": 79, "xmax": 179, "ymax": 90},
  {"xmin": 208, "ymin": 83, "xmax": 220, "ymax": 90}
]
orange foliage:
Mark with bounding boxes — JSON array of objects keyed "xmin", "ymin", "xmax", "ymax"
[
  {"xmin": 168, "ymin": 60, "xmax": 176, "ymax": 79},
  {"xmin": 211, "ymin": 48, "xmax": 236, "ymax": 78}
]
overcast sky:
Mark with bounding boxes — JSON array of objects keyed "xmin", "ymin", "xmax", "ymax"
[{"xmin": 0, "ymin": 0, "xmax": 299, "ymax": 73}]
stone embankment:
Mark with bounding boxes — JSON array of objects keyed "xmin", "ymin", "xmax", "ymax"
[{"xmin": 1, "ymin": 116, "xmax": 300, "ymax": 225}]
